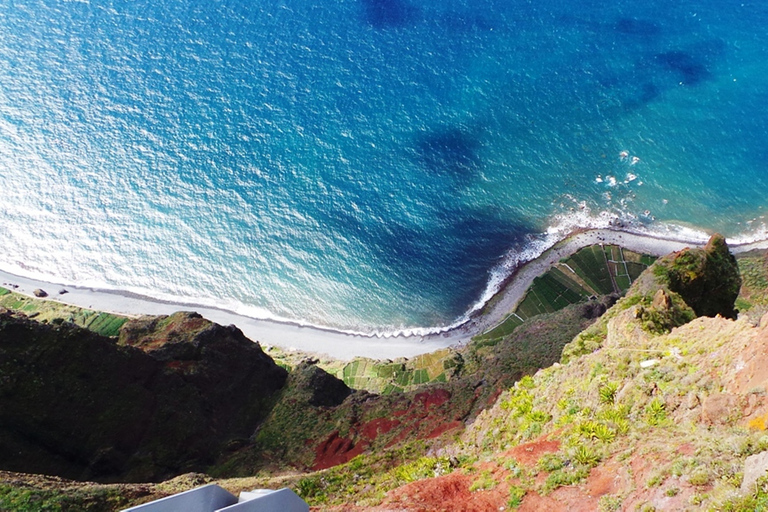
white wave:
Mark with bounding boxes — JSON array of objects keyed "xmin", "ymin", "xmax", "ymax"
[{"xmin": 1, "ymin": 203, "xmax": 763, "ymax": 341}]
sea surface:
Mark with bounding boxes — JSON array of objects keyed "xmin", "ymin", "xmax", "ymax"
[{"xmin": 0, "ymin": 0, "xmax": 766, "ymax": 334}]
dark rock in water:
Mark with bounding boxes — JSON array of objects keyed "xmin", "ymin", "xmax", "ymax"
[
  {"xmin": 33, "ymin": 288, "xmax": 48, "ymax": 298},
  {"xmin": 615, "ymin": 17, "xmax": 660, "ymax": 36},
  {"xmin": 415, "ymin": 128, "xmax": 481, "ymax": 180},
  {"xmin": 654, "ymin": 50, "xmax": 710, "ymax": 85},
  {"xmin": 58, "ymin": 289, "xmax": 68, "ymax": 295},
  {"xmin": 0, "ymin": 310, "xmax": 288, "ymax": 483},
  {"xmin": 361, "ymin": 0, "xmax": 417, "ymax": 28}
]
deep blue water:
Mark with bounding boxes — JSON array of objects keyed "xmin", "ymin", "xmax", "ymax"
[{"xmin": 0, "ymin": 0, "xmax": 766, "ymax": 333}]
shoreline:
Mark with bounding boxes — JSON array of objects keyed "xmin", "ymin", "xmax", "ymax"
[{"xmin": 2, "ymin": 228, "xmax": 766, "ymax": 361}]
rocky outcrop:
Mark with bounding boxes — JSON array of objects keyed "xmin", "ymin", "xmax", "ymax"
[
  {"xmin": 0, "ymin": 311, "xmax": 287, "ymax": 483},
  {"xmin": 289, "ymin": 360, "xmax": 352, "ymax": 407},
  {"xmin": 563, "ymin": 235, "xmax": 740, "ymax": 363},
  {"xmin": 651, "ymin": 233, "xmax": 741, "ymax": 319},
  {"xmin": 742, "ymin": 451, "xmax": 768, "ymax": 493}
]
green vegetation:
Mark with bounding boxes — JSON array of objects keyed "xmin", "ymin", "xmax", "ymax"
[
  {"xmin": 476, "ymin": 245, "xmax": 655, "ymax": 344},
  {"xmin": 325, "ymin": 349, "xmax": 461, "ymax": 394},
  {"xmin": 0, "ymin": 289, "xmax": 128, "ymax": 337},
  {"xmin": 291, "ymin": 442, "xmax": 459, "ymax": 506},
  {"xmin": 717, "ymin": 475, "xmax": 768, "ymax": 511},
  {"xmin": 450, "ymin": 237, "xmax": 762, "ymax": 508},
  {"xmin": 644, "ymin": 398, "xmax": 667, "ymax": 426},
  {"xmin": 651, "ymin": 234, "xmax": 741, "ymax": 319},
  {"xmin": 469, "ymin": 470, "xmax": 497, "ymax": 492},
  {"xmin": 395, "ymin": 456, "xmax": 453, "ymax": 484},
  {"xmin": 0, "ymin": 484, "xmax": 130, "ymax": 512},
  {"xmin": 508, "ymin": 485, "xmax": 526, "ymax": 508},
  {"xmin": 736, "ymin": 254, "xmax": 768, "ymax": 317},
  {"xmin": 349, "ymin": 351, "xmax": 446, "ymax": 391},
  {"xmin": 541, "ymin": 465, "xmax": 590, "ymax": 494},
  {"xmin": 266, "ymin": 347, "xmax": 462, "ymax": 395}
]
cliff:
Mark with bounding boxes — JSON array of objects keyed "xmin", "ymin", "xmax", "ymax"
[
  {"xmin": 0, "ymin": 311, "xmax": 286, "ymax": 483},
  {"xmin": 300, "ymin": 234, "xmax": 767, "ymax": 511},
  {"xmin": 4, "ymin": 234, "xmax": 768, "ymax": 512}
]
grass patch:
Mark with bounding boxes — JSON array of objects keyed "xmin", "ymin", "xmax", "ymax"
[{"xmin": 0, "ymin": 484, "xmax": 130, "ymax": 512}]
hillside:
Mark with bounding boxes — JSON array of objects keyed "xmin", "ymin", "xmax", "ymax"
[
  {"xmin": 0, "ymin": 311, "xmax": 287, "ymax": 483},
  {"xmin": 3, "ymin": 236, "xmax": 768, "ymax": 511}
]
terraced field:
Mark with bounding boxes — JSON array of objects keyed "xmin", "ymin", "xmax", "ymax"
[
  {"xmin": 475, "ymin": 245, "xmax": 655, "ymax": 343},
  {"xmin": 331, "ymin": 348, "xmax": 461, "ymax": 395},
  {"xmin": 0, "ymin": 287, "xmax": 128, "ymax": 337}
]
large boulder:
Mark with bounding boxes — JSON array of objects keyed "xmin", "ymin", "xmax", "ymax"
[{"xmin": 742, "ymin": 451, "xmax": 768, "ymax": 493}]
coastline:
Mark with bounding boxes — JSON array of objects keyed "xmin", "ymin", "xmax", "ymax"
[{"xmin": 2, "ymin": 228, "xmax": 766, "ymax": 361}]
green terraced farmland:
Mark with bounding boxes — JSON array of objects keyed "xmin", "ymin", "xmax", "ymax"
[
  {"xmin": 475, "ymin": 244, "xmax": 656, "ymax": 343},
  {"xmin": 566, "ymin": 245, "xmax": 614, "ymax": 295},
  {"xmin": 0, "ymin": 289, "xmax": 128, "ymax": 337},
  {"xmin": 335, "ymin": 348, "xmax": 461, "ymax": 394}
]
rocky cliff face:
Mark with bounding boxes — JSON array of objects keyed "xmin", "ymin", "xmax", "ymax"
[
  {"xmin": 0, "ymin": 234, "xmax": 758, "ymax": 511},
  {"xmin": 0, "ymin": 311, "xmax": 286, "ymax": 483},
  {"xmin": 645, "ymin": 233, "xmax": 741, "ymax": 319},
  {"xmin": 356, "ymin": 235, "xmax": 760, "ymax": 511}
]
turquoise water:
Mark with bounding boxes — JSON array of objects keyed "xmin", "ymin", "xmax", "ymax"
[{"xmin": 0, "ymin": 0, "xmax": 766, "ymax": 333}]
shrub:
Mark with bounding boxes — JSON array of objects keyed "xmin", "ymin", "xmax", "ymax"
[
  {"xmin": 645, "ymin": 398, "xmax": 667, "ymax": 426},
  {"xmin": 598, "ymin": 494, "xmax": 623, "ymax": 511},
  {"xmin": 715, "ymin": 474, "xmax": 768, "ymax": 510},
  {"xmin": 542, "ymin": 465, "xmax": 590, "ymax": 494},
  {"xmin": 688, "ymin": 466, "xmax": 710, "ymax": 486},
  {"xmin": 599, "ymin": 382, "xmax": 619, "ymax": 405},
  {"xmin": 469, "ymin": 470, "xmax": 497, "ymax": 492},
  {"xmin": 573, "ymin": 444, "xmax": 602, "ymax": 467},
  {"xmin": 296, "ymin": 477, "xmax": 324, "ymax": 500},
  {"xmin": 394, "ymin": 456, "xmax": 452, "ymax": 483},
  {"xmin": 508, "ymin": 486, "xmax": 527, "ymax": 509},
  {"xmin": 593, "ymin": 423, "xmax": 616, "ymax": 443},
  {"xmin": 518, "ymin": 375, "xmax": 536, "ymax": 389},
  {"xmin": 537, "ymin": 453, "xmax": 566, "ymax": 472}
]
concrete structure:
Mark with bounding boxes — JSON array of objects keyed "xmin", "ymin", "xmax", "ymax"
[{"xmin": 121, "ymin": 484, "xmax": 309, "ymax": 512}]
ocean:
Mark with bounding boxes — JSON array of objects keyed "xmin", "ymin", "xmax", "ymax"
[{"xmin": 0, "ymin": 0, "xmax": 766, "ymax": 335}]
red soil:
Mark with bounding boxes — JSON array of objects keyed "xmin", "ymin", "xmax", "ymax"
[
  {"xmin": 313, "ymin": 431, "xmax": 369, "ymax": 470},
  {"xmin": 361, "ymin": 418, "xmax": 402, "ymax": 439},
  {"xmin": 380, "ymin": 472, "xmax": 509, "ymax": 512},
  {"xmin": 413, "ymin": 389, "xmax": 451, "ymax": 410},
  {"xmin": 503, "ymin": 438, "xmax": 560, "ymax": 467},
  {"xmin": 314, "ymin": 389, "xmax": 459, "ymax": 468}
]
